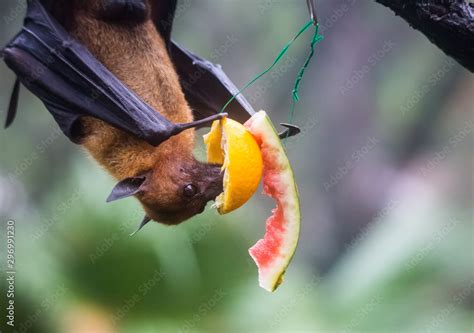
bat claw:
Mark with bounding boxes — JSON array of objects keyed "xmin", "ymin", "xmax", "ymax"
[
  {"xmin": 130, "ymin": 215, "xmax": 151, "ymax": 236},
  {"xmin": 306, "ymin": 0, "xmax": 318, "ymax": 25},
  {"xmin": 279, "ymin": 123, "xmax": 301, "ymax": 139}
]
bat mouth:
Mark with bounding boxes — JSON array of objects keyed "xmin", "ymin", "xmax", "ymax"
[
  {"xmin": 143, "ymin": 202, "xmax": 207, "ymax": 225},
  {"xmin": 202, "ymin": 165, "xmax": 224, "ymax": 202}
]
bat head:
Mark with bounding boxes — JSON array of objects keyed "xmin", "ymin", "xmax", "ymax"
[{"xmin": 107, "ymin": 159, "xmax": 224, "ymax": 225}]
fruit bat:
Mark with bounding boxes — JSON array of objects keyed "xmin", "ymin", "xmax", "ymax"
[{"xmin": 2, "ymin": 0, "xmax": 299, "ymax": 229}]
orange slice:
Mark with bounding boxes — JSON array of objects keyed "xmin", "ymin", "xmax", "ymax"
[{"xmin": 203, "ymin": 117, "xmax": 263, "ymax": 214}]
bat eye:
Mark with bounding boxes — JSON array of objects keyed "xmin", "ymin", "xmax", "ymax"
[{"xmin": 183, "ymin": 184, "xmax": 198, "ymax": 198}]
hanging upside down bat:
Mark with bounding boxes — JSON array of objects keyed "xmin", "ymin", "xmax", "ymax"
[{"xmin": 2, "ymin": 0, "xmax": 299, "ymax": 229}]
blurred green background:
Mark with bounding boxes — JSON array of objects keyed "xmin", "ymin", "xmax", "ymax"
[{"xmin": 0, "ymin": 0, "xmax": 473, "ymax": 332}]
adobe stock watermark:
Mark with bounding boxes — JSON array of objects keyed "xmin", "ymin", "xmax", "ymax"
[
  {"xmin": 319, "ymin": 0, "xmax": 357, "ymax": 34},
  {"xmin": 400, "ymin": 58, "xmax": 455, "ymax": 116},
  {"xmin": 423, "ymin": 279, "xmax": 474, "ymax": 333},
  {"xmin": 247, "ymin": 55, "xmax": 297, "ymax": 105},
  {"xmin": 111, "ymin": 269, "xmax": 166, "ymax": 326},
  {"xmin": 179, "ymin": 288, "xmax": 227, "ymax": 333},
  {"xmin": 284, "ymin": 113, "xmax": 320, "ymax": 150},
  {"xmin": 405, "ymin": 216, "xmax": 460, "ymax": 272},
  {"xmin": 160, "ymin": 0, "xmax": 191, "ymax": 31},
  {"xmin": 257, "ymin": 0, "xmax": 278, "ymax": 16},
  {"xmin": 15, "ymin": 284, "xmax": 68, "ymax": 333},
  {"xmin": 189, "ymin": 218, "xmax": 219, "ymax": 244},
  {"xmin": 339, "ymin": 293, "xmax": 383, "ymax": 333},
  {"xmin": 268, "ymin": 275, "xmax": 321, "ymax": 329},
  {"xmin": 209, "ymin": 34, "xmax": 239, "ymax": 62},
  {"xmin": 31, "ymin": 187, "xmax": 85, "ymax": 241},
  {"xmin": 418, "ymin": 119, "xmax": 474, "ymax": 177},
  {"xmin": 3, "ymin": 0, "xmax": 26, "ymax": 25},
  {"xmin": 180, "ymin": 34, "xmax": 239, "ymax": 92},
  {"xmin": 89, "ymin": 209, "xmax": 143, "ymax": 264},
  {"xmin": 5, "ymin": 220, "xmax": 16, "ymax": 328},
  {"xmin": 7, "ymin": 126, "xmax": 62, "ymax": 184},
  {"xmin": 339, "ymin": 40, "xmax": 396, "ymax": 95},
  {"xmin": 345, "ymin": 198, "xmax": 401, "ymax": 252},
  {"xmin": 324, "ymin": 136, "xmax": 379, "ymax": 191}
]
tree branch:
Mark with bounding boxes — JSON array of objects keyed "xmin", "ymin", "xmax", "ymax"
[{"xmin": 375, "ymin": 0, "xmax": 474, "ymax": 72}]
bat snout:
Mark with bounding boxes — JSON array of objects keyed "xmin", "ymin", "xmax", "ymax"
[
  {"xmin": 139, "ymin": 162, "xmax": 223, "ymax": 225},
  {"xmin": 201, "ymin": 165, "xmax": 224, "ymax": 202}
]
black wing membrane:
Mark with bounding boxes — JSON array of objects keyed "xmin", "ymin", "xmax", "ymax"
[
  {"xmin": 2, "ymin": 0, "xmax": 223, "ymax": 145},
  {"xmin": 171, "ymin": 42, "xmax": 256, "ymax": 125},
  {"xmin": 4, "ymin": 78, "xmax": 20, "ymax": 128},
  {"xmin": 150, "ymin": 0, "xmax": 255, "ymax": 124},
  {"xmin": 151, "ymin": 0, "xmax": 177, "ymax": 51}
]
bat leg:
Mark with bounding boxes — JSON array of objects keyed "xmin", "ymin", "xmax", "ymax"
[
  {"xmin": 100, "ymin": 0, "xmax": 147, "ymax": 24},
  {"xmin": 174, "ymin": 113, "xmax": 228, "ymax": 133}
]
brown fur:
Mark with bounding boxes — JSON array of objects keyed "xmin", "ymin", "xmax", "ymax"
[
  {"xmin": 71, "ymin": 2, "xmax": 194, "ymax": 179},
  {"xmin": 53, "ymin": 0, "xmax": 222, "ymax": 224}
]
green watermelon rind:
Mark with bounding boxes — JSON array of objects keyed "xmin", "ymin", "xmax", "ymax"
[{"xmin": 245, "ymin": 111, "xmax": 301, "ymax": 292}]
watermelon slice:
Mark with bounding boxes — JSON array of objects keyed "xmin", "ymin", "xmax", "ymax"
[{"xmin": 244, "ymin": 111, "xmax": 301, "ymax": 292}]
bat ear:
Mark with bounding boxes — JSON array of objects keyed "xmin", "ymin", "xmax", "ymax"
[{"xmin": 106, "ymin": 176, "xmax": 147, "ymax": 202}]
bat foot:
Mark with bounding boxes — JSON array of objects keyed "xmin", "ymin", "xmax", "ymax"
[
  {"xmin": 279, "ymin": 123, "xmax": 301, "ymax": 139},
  {"xmin": 100, "ymin": 0, "xmax": 147, "ymax": 25}
]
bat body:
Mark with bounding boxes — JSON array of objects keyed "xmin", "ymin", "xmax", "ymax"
[
  {"xmin": 69, "ymin": 1, "xmax": 195, "ymax": 180},
  {"xmin": 69, "ymin": 0, "xmax": 222, "ymax": 224},
  {"xmin": 2, "ymin": 0, "xmax": 236, "ymax": 225},
  {"xmin": 2, "ymin": 0, "xmax": 298, "ymax": 227}
]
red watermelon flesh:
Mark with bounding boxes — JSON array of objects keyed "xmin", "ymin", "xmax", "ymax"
[{"xmin": 244, "ymin": 111, "xmax": 301, "ymax": 292}]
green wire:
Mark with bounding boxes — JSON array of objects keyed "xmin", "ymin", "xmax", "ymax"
[
  {"xmin": 288, "ymin": 23, "xmax": 324, "ymax": 126},
  {"xmin": 219, "ymin": 19, "xmax": 323, "ymax": 144},
  {"xmin": 220, "ymin": 20, "xmax": 314, "ymax": 114}
]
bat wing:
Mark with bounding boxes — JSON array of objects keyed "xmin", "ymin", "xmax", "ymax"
[
  {"xmin": 2, "ymin": 0, "xmax": 222, "ymax": 145},
  {"xmin": 150, "ymin": 0, "xmax": 177, "ymax": 51},
  {"xmin": 170, "ymin": 42, "xmax": 255, "ymax": 125},
  {"xmin": 151, "ymin": 0, "xmax": 255, "ymax": 124}
]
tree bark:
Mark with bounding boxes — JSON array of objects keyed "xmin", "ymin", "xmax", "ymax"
[{"xmin": 375, "ymin": 0, "xmax": 474, "ymax": 72}]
